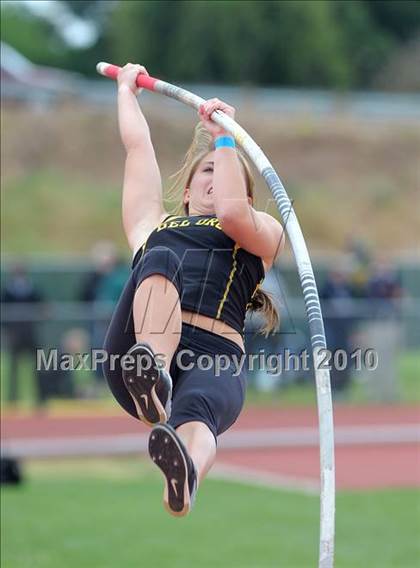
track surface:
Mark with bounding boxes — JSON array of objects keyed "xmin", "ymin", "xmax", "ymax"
[{"xmin": 3, "ymin": 405, "xmax": 419, "ymax": 491}]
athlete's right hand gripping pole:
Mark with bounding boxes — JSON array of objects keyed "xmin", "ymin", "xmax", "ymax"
[{"xmin": 97, "ymin": 61, "xmax": 336, "ymax": 568}]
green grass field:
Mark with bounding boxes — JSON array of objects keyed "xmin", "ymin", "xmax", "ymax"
[{"xmin": 1, "ymin": 458, "xmax": 419, "ymax": 568}]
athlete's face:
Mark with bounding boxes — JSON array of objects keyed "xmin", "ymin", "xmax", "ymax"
[
  {"xmin": 184, "ymin": 151, "xmax": 217, "ymax": 215},
  {"xmin": 184, "ymin": 151, "xmax": 252, "ymax": 215}
]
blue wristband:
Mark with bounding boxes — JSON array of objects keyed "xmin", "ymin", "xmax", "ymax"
[{"xmin": 214, "ymin": 136, "xmax": 236, "ymax": 149}]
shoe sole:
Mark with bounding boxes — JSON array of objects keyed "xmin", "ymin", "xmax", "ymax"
[
  {"xmin": 149, "ymin": 425, "xmax": 192, "ymax": 517},
  {"xmin": 122, "ymin": 344, "xmax": 169, "ymax": 426}
]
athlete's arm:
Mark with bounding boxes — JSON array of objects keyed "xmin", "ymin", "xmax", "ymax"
[
  {"xmin": 213, "ymin": 150, "xmax": 285, "ymax": 263},
  {"xmin": 198, "ymin": 98, "xmax": 248, "ymax": 223},
  {"xmin": 117, "ymin": 64, "xmax": 166, "ymax": 251},
  {"xmin": 221, "ymin": 208, "xmax": 285, "ymax": 267},
  {"xmin": 211, "ymin": 130, "xmax": 286, "ymax": 265},
  {"xmin": 199, "ymin": 99, "xmax": 285, "ymax": 265}
]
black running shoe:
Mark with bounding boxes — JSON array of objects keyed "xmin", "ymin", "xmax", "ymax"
[
  {"xmin": 122, "ymin": 342, "xmax": 172, "ymax": 426},
  {"xmin": 148, "ymin": 423, "xmax": 198, "ymax": 517}
]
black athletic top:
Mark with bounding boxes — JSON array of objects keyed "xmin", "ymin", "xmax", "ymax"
[{"xmin": 132, "ymin": 214, "xmax": 265, "ymax": 336}]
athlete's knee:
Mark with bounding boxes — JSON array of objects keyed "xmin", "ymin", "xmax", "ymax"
[
  {"xmin": 137, "ymin": 273, "xmax": 174, "ymax": 291},
  {"xmin": 132, "ymin": 246, "xmax": 183, "ymax": 297}
]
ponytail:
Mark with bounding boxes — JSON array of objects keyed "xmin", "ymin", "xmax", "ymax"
[{"xmin": 248, "ymin": 286, "xmax": 280, "ymax": 337}]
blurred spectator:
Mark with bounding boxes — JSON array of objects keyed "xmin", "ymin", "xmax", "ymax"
[
  {"xmin": 79, "ymin": 241, "xmax": 128, "ymax": 382},
  {"xmin": 37, "ymin": 328, "xmax": 88, "ymax": 403},
  {"xmin": 361, "ymin": 258, "xmax": 403, "ymax": 401},
  {"xmin": 367, "ymin": 259, "xmax": 402, "ymax": 316},
  {"xmin": 80, "ymin": 242, "xmax": 127, "ymax": 304},
  {"xmin": 345, "ymin": 235, "xmax": 371, "ymax": 268},
  {"xmin": 320, "ymin": 266, "xmax": 355, "ymax": 395},
  {"xmin": 1, "ymin": 263, "xmax": 45, "ymax": 405},
  {"xmin": 344, "ymin": 235, "xmax": 371, "ymax": 298}
]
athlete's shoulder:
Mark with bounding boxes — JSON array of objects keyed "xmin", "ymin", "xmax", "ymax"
[{"xmin": 131, "ymin": 211, "xmax": 177, "ymax": 260}]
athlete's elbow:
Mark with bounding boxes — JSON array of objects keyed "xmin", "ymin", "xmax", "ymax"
[
  {"xmin": 216, "ymin": 203, "xmax": 249, "ymax": 227},
  {"xmin": 217, "ymin": 208, "xmax": 233, "ymax": 224},
  {"xmin": 122, "ymin": 132, "xmax": 153, "ymax": 154},
  {"xmin": 217, "ymin": 210, "xmax": 239, "ymax": 233},
  {"xmin": 217, "ymin": 210, "xmax": 250, "ymax": 240}
]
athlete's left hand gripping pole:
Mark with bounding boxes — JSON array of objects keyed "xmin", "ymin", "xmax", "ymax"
[
  {"xmin": 97, "ymin": 61, "xmax": 336, "ymax": 568},
  {"xmin": 96, "ymin": 62, "xmax": 160, "ymax": 92}
]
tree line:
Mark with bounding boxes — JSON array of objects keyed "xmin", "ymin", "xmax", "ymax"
[{"xmin": 2, "ymin": 0, "xmax": 420, "ymax": 90}]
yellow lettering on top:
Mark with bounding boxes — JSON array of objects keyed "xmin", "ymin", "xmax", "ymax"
[
  {"xmin": 156, "ymin": 216, "xmax": 223, "ymax": 232},
  {"xmin": 156, "ymin": 219, "xmax": 191, "ymax": 232},
  {"xmin": 195, "ymin": 217, "xmax": 222, "ymax": 230}
]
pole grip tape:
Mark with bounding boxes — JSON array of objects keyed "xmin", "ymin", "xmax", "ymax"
[{"xmin": 96, "ymin": 62, "xmax": 157, "ymax": 91}]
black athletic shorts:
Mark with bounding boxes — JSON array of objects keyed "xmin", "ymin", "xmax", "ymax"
[{"xmin": 102, "ymin": 245, "xmax": 247, "ymax": 442}]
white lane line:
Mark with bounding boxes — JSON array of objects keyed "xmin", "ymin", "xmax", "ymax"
[
  {"xmin": 2, "ymin": 424, "xmax": 419, "ymax": 458},
  {"xmin": 210, "ymin": 463, "xmax": 319, "ymax": 495}
]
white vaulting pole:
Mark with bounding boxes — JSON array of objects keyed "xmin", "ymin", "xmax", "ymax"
[{"xmin": 97, "ymin": 62, "xmax": 336, "ymax": 567}]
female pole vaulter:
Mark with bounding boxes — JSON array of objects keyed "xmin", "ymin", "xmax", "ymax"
[{"xmin": 102, "ymin": 63, "xmax": 285, "ymax": 516}]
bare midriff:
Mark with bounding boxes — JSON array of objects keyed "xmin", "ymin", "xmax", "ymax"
[{"xmin": 181, "ymin": 309, "xmax": 245, "ymax": 353}]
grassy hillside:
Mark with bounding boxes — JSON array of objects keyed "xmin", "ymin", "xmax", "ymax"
[{"xmin": 2, "ymin": 101, "xmax": 419, "ymax": 256}]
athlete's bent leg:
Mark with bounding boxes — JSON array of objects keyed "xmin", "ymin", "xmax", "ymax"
[
  {"xmin": 146, "ymin": 323, "xmax": 245, "ymax": 515},
  {"xmin": 133, "ymin": 274, "xmax": 182, "ymax": 372},
  {"xmin": 122, "ymin": 242, "xmax": 185, "ymax": 425},
  {"xmin": 148, "ymin": 420, "xmax": 216, "ymax": 517},
  {"xmin": 123, "ymin": 274, "xmax": 182, "ymax": 425},
  {"xmin": 176, "ymin": 421, "xmax": 216, "ymax": 484}
]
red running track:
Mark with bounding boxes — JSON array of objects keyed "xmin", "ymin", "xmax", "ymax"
[{"xmin": 2, "ymin": 405, "xmax": 419, "ymax": 491}]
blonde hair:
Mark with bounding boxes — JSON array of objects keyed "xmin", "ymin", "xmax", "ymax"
[{"xmin": 167, "ymin": 123, "xmax": 280, "ymax": 336}]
